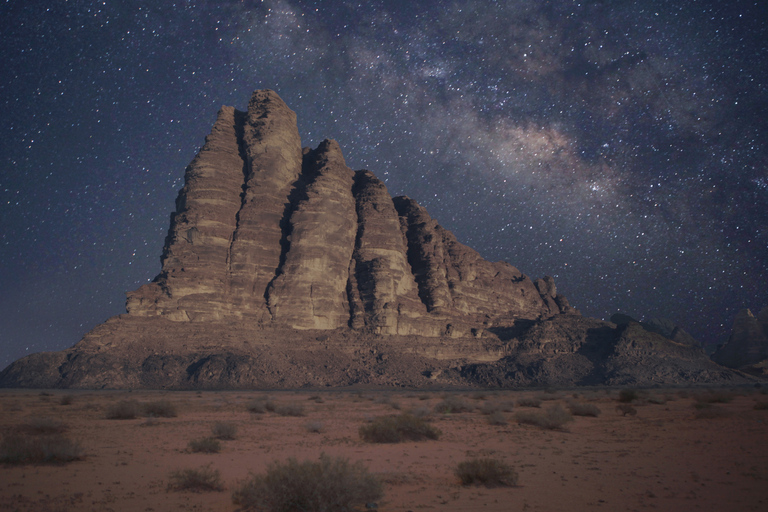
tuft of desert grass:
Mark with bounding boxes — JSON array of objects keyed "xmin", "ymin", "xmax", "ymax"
[
  {"xmin": 273, "ymin": 403, "xmax": 306, "ymax": 417},
  {"xmin": 211, "ymin": 422, "xmax": 237, "ymax": 440},
  {"xmin": 0, "ymin": 433, "xmax": 83, "ymax": 464},
  {"xmin": 516, "ymin": 397, "xmax": 542, "ymax": 408},
  {"xmin": 143, "ymin": 400, "xmax": 177, "ymax": 418},
  {"xmin": 305, "ymin": 421, "xmax": 324, "ymax": 434},
  {"xmin": 618, "ymin": 389, "xmax": 639, "ymax": 403},
  {"xmin": 456, "ymin": 458, "xmax": 518, "ymax": 487},
  {"xmin": 167, "ymin": 465, "xmax": 224, "ymax": 492},
  {"xmin": 616, "ymin": 404, "xmax": 637, "ymax": 416},
  {"xmin": 693, "ymin": 405, "xmax": 730, "ymax": 419},
  {"xmin": 105, "ymin": 400, "xmax": 141, "ymax": 420},
  {"xmin": 232, "ymin": 454, "xmax": 382, "ymax": 512},
  {"xmin": 487, "ymin": 411, "xmax": 508, "ymax": 426},
  {"xmin": 567, "ymin": 402, "xmax": 602, "ymax": 417},
  {"xmin": 515, "ymin": 404, "xmax": 573, "ymax": 430},
  {"xmin": 17, "ymin": 416, "xmax": 68, "ymax": 435},
  {"xmin": 188, "ymin": 437, "xmax": 221, "ymax": 454},
  {"xmin": 246, "ymin": 400, "xmax": 268, "ymax": 414},
  {"xmin": 359, "ymin": 413, "xmax": 441, "ymax": 443},
  {"xmin": 434, "ymin": 396, "xmax": 473, "ymax": 414}
]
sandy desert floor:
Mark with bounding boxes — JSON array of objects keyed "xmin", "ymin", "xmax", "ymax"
[{"xmin": 1, "ymin": 386, "xmax": 767, "ymax": 512}]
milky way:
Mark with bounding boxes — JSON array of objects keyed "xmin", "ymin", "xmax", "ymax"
[{"xmin": 2, "ymin": 0, "xmax": 767, "ymax": 367}]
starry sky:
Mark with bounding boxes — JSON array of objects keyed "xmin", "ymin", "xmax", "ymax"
[{"xmin": 2, "ymin": 0, "xmax": 767, "ymax": 369}]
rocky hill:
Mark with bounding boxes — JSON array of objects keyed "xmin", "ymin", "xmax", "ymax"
[
  {"xmin": 0, "ymin": 90, "xmax": 750, "ymax": 389},
  {"xmin": 711, "ymin": 307, "xmax": 768, "ymax": 374}
]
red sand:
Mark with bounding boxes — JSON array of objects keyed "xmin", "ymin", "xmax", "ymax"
[{"xmin": 1, "ymin": 388, "xmax": 767, "ymax": 511}]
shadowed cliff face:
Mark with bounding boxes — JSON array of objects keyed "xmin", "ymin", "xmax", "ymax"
[{"xmin": 125, "ymin": 89, "xmax": 569, "ymax": 336}]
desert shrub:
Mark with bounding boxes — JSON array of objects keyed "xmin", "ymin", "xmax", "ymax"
[
  {"xmin": 516, "ymin": 397, "xmax": 542, "ymax": 408},
  {"xmin": 305, "ymin": 421, "xmax": 324, "ymax": 433},
  {"xmin": 455, "ymin": 458, "xmax": 518, "ymax": 487},
  {"xmin": 480, "ymin": 401, "xmax": 515, "ymax": 415},
  {"xmin": 696, "ymin": 391, "xmax": 733, "ymax": 404},
  {"xmin": 515, "ymin": 405, "xmax": 573, "ymax": 430},
  {"xmin": 274, "ymin": 403, "xmax": 306, "ymax": 417},
  {"xmin": 167, "ymin": 465, "xmax": 223, "ymax": 492},
  {"xmin": 18, "ymin": 416, "xmax": 68, "ymax": 435},
  {"xmin": 105, "ymin": 400, "xmax": 140, "ymax": 419},
  {"xmin": 211, "ymin": 422, "xmax": 237, "ymax": 440},
  {"xmin": 487, "ymin": 411, "xmax": 508, "ymax": 426},
  {"xmin": 264, "ymin": 400, "xmax": 278, "ymax": 412},
  {"xmin": 59, "ymin": 395, "xmax": 74, "ymax": 406},
  {"xmin": 753, "ymin": 401, "xmax": 768, "ymax": 410},
  {"xmin": 647, "ymin": 395, "xmax": 667, "ymax": 405},
  {"xmin": 434, "ymin": 396, "xmax": 473, "ymax": 414},
  {"xmin": 188, "ymin": 437, "xmax": 221, "ymax": 453},
  {"xmin": 694, "ymin": 406, "xmax": 730, "ymax": 419},
  {"xmin": 246, "ymin": 400, "xmax": 268, "ymax": 414},
  {"xmin": 232, "ymin": 454, "xmax": 382, "ymax": 512},
  {"xmin": 143, "ymin": 400, "xmax": 177, "ymax": 418},
  {"xmin": 567, "ymin": 402, "xmax": 601, "ymax": 417},
  {"xmin": 0, "ymin": 433, "xmax": 83, "ymax": 464},
  {"xmin": 618, "ymin": 389, "xmax": 638, "ymax": 403},
  {"xmin": 615, "ymin": 404, "xmax": 637, "ymax": 416},
  {"xmin": 359, "ymin": 413, "xmax": 441, "ymax": 443},
  {"xmin": 409, "ymin": 406, "xmax": 432, "ymax": 419},
  {"xmin": 307, "ymin": 395, "xmax": 324, "ymax": 403}
]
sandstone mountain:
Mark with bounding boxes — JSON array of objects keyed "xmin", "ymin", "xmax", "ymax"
[
  {"xmin": 0, "ymin": 90, "xmax": 749, "ymax": 389},
  {"xmin": 711, "ymin": 307, "xmax": 768, "ymax": 374}
]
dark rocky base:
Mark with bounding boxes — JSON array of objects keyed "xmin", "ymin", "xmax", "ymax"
[{"xmin": 0, "ymin": 315, "xmax": 754, "ymax": 389}]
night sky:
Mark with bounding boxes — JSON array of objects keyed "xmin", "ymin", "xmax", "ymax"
[{"xmin": 2, "ymin": 0, "xmax": 767, "ymax": 369}]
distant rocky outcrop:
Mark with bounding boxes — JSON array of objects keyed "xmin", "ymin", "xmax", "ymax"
[
  {"xmin": 0, "ymin": 90, "xmax": 752, "ymax": 389},
  {"xmin": 711, "ymin": 307, "xmax": 768, "ymax": 372},
  {"xmin": 610, "ymin": 314, "xmax": 701, "ymax": 348}
]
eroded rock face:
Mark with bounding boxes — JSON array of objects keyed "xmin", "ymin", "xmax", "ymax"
[
  {"xmin": 712, "ymin": 307, "xmax": 768, "ymax": 369},
  {"xmin": 126, "ymin": 90, "xmax": 561, "ymax": 334},
  {"xmin": 0, "ymin": 89, "xmax": 751, "ymax": 389}
]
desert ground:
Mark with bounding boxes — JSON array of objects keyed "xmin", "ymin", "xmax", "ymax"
[{"xmin": 1, "ymin": 386, "xmax": 767, "ymax": 511}]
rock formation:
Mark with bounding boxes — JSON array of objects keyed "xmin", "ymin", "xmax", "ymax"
[
  {"xmin": 0, "ymin": 90, "xmax": 752, "ymax": 389},
  {"xmin": 711, "ymin": 307, "xmax": 768, "ymax": 371}
]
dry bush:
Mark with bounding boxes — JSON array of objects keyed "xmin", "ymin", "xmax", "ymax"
[
  {"xmin": 487, "ymin": 411, "xmax": 508, "ymax": 426},
  {"xmin": 516, "ymin": 397, "xmax": 542, "ymax": 408},
  {"xmin": 0, "ymin": 433, "xmax": 83, "ymax": 464},
  {"xmin": 18, "ymin": 416, "xmax": 68, "ymax": 435},
  {"xmin": 273, "ymin": 403, "xmax": 306, "ymax": 417},
  {"xmin": 695, "ymin": 391, "xmax": 734, "ymax": 404},
  {"xmin": 59, "ymin": 395, "xmax": 74, "ymax": 406},
  {"xmin": 143, "ymin": 400, "xmax": 177, "ymax": 418},
  {"xmin": 305, "ymin": 421, "xmax": 324, "ymax": 433},
  {"xmin": 409, "ymin": 406, "xmax": 432, "ymax": 419},
  {"xmin": 647, "ymin": 395, "xmax": 667, "ymax": 405},
  {"xmin": 567, "ymin": 402, "xmax": 602, "ymax": 417},
  {"xmin": 480, "ymin": 401, "xmax": 515, "ymax": 415},
  {"xmin": 359, "ymin": 413, "xmax": 441, "ymax": 443},
  {"xmin": 188, "ymin": 437, "xmax": 221, "ymax": 453},
  {"xmin": 515, "ymin": 405, "xmax": 573, "ymax": 430},
  {"xmin": 615, "ymin": 404, "xmax": 637, "ymax": 416},
  {"xmin": 693, "ymin": 405, "xmax": 730, "ymax": 419},
  {"xmin": 618, "ymin": 389, "xmax": 639, "ymax": 403},
  {"xmin": 167, "ymin": 465, "xmax": 223, "ymax": 492},
  {"xmin": 246, "ymin": 400, "xmax": 268, "ymax": 414},
  {"xmin": 434, "ymin": 396, "xmax": 473, "ymax": 414},
  {"xmin": 105, "ymin": 400, "xmax": 140, "ymax": 419},
  {"xmin": 456, "ymin": 458, "xmax": 518, "ymax": 487},
  {"xmin": 232, "ymin": 454, "xmax": 382, "ymax": 512},
  {"xmin": 211, "ymin": 422, "xmax": 237, "ymax": 440}
]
